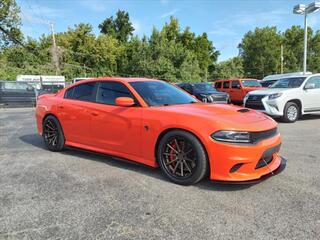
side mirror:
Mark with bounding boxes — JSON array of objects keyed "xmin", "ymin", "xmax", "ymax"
[
  {"xmin": 236, "ymin": 85, "xmax": 241, "ymax": 89},
  {"xmin": 304, "ymin": 83, "xmax": 316, "ymax": 90},
  {"xmin": 115, "ymin": 97, "xmax": 135, "ymax": 107}
]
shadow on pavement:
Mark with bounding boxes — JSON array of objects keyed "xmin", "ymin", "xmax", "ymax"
[{"xmin": 20, "ymin": 133, "xmax": 254, "ymax": 191}]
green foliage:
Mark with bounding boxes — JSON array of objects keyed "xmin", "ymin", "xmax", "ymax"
[
  {"xmin": 210, "ymin": 57, "xmax": 244, "ymax": 80},
  {"xmin": 239, "ymin": 27, "xmax": 282, "ymax": 79},
  {"xmin": 0, "ymin": 0, "xmax": 23, "ymax": 46},
  {"xmin": 99, "ymin": 10, "xmax": 135, "ymax": 43}
]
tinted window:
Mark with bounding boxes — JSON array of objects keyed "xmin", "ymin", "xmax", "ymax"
[
  {"xmin": 223, "ymin": 81, "xmax": 230, "ymax": 89},
  {"xmin": 241, "ymin": 80, "xmax": 261, "ymax": 87},
  {"xmin": 65, "ymin": 87, "xmax": 74, "ymax": 99},
  {"xmin": 194, "ymin": 83, "xmax": 218, "ymax": 93},
  {"xmin": 215, "ymin": 82, "xmax": 222, "ymax": 89},
  {"xmin": 130, "ymin": 81, "xmax": 196, "ymax": 106},
  {"xmin": 231, "ymin": 80, "xmax": 240, "ymax": 89},
  {"xmin": 96, "ymin": 82, "xmax": 134, "ymax": 105},
  {"xmin": 306, "ymin": 76, "xmax": 320, "ymax": 89},
  {"xmin": 65, "ymin": 82, "xmax": 96, "ymax": 101},
  {"xmin": 2, "ymin": 82, "xmax": 32, "ymax": 91},
  {"xmin": 270, "ymin": 77, "xmax": 306, "ymax": 88}
]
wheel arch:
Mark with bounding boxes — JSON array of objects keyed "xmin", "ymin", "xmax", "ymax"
[
  {"xmin": 154, "ymin": 127, "xmax": 211, "ymax": 173},
  {"xmin": 42, "ymin": 113, "xmax": 65, "ymax": 137},
  {"xmin": 286, "ymin": 99, "xmax": 302, "ymax": 114}
]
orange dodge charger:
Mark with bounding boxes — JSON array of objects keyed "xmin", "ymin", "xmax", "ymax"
[{"xmin": 36, "ymin": 77, "xmax": 286, "ymax": 185}]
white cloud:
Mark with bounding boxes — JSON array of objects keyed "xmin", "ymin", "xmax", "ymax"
[
  {"xmin": 160, "ymin": 0, "xmax": 169, "ymax": 6},
  {"xmin": 132, "ymin": 20, "xmax": 141, "ymax": 34},
  {"xmin": 160, "ymin": 9, "xmax": 179, "ymax": 18},
  {"xmin": 80, "ymin": 0, "xmax": 107, "ymax": 12}
]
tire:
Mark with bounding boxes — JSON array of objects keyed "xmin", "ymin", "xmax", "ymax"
[
  {"xmin": 43, "ymin": 115, "xmax": 65, "ymax": 151},
  {"xmin": 156, "ymin": 130, "xmax": 208, "ymax": 185},
  {"xmin": 282, "ymin": 102, "xmax": 300, "ymax": 123}
]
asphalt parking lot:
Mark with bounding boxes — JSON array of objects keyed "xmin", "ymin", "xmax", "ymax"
[{"xmin": 0, "ymin": 108, "xmax": 319, "ymax": 240}]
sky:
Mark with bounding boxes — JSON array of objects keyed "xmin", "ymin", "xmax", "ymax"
[{"xmin": 17, "ymin": 0, "xmax": 320, "ymax": 62}]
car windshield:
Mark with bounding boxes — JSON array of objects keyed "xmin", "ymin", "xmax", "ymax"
[
  {"xmin": 193, "ymin": 83, "xmax": 218, "ymax": 93},
  {"xmin": 130, "ymin": 81, "xmax": 197, "ymax": 106},
  {"xmin": 270, "ymin": 77, "xmax": 306, "ymax": 88},
  {"xmin": 241, "ymin": 80, "xmax": 261, "ymax": 87}
]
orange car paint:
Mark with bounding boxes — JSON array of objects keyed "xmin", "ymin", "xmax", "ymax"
[
  {"xmin": 36, "ymin": 77, "xmax": 282, "ymax": 182},
  {"xmin": 214, "ymin": 78, "xmax": 263, "ymax": 103}
]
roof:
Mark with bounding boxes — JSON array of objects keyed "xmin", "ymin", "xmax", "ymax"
[
  {"xmin": 89, "ymin": 77, "xmax": 162, "ymax": 82},
  {"xmin": 262, "ymin": 72, "xmax": 313, "ymax": 81}
]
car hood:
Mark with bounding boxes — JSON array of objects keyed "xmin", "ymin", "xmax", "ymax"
[
  {"xmin": 158, "ymin": 103, "xmax": 275, "ymax": 131},
  {"xmin": 248, "ymin": 88, "xmax": 294, "ymax": 95},
  {"xmin": 197, "ymin": 91, "xmax": 228, "ymax": 97}
]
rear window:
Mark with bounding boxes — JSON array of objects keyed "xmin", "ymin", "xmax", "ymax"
[
  {"xmin": 223, "ymin": 81, "xmax": 230, "ymax": 89},
  {"xmin": 65, "ymin": 82, "xmax": 96, "ymax": 101}
]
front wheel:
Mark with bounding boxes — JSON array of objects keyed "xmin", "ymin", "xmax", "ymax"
[
  {"xmin": 282, "ymin": 102, "xmax": 300, "ymax": 123},
  {"xmin": 43, "ymin": 115, "xmax": 65, "ymax": 151},
  {"xmin": 157, "ymin": 130, "xmax": 208, "ymax": 185}
]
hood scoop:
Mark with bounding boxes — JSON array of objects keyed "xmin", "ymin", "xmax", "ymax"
[{"xmin": 237, "ymin": 108, "xmax": 250, "ymax": 113}]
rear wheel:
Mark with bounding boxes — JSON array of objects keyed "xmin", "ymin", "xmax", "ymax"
[
  {"xmin": 43, "ymin": 115, "xmax": 65, "ymax": 151},
  {"xmin": 157, "ymin": 130, "xmax": 208, "ymax": 185},
  {"xmin": 282, "ymin": 102, "xmax": 299, "ymax": 123}
]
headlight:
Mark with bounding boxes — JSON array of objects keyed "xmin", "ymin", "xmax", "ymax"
[
  {"xmin": 211, "ymin": 131, "xmax": 251, "ymax": 143},
  {"xmin": 268, "ymin": 93, "xmax": 282, "ymax": 100}
]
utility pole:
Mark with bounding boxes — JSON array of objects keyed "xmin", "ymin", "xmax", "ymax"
[
  {"xmin": 280, "ymin": 45, "xmax": 284, "ymax": 74},
  {"xmin": 49, "ymin": 22, "xmax": 60, "ymax": 75}
]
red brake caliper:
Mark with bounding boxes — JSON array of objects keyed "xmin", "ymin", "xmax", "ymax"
[{"xmin": 169, "ymin": 140, "xmax": 177, "ymax": 167}]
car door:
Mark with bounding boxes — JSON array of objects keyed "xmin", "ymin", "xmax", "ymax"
[
  {"xmin": 58, "ymin": 81, "xmax": 97, "ymax": 145},
  {"xmin": 302, "ymin": 76, "xmax": 320, "ymax": 112},
  {"xmin": 89, "ymin": 81, "xmax": 142, "ymax": 158},
  {"xmin": 230, "ymin": 80, "xmax": 243, "ymax": 102}
]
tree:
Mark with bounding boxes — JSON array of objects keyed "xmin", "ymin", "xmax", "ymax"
[
  {"xmin": 239, "ymin": 27, "xmax": 282, "ymax": 79},
  {"xmin": 0, "ymin": 0, "xmax": 22, "ymax": 46},
  {"xmin": 282, "ymin": 26, "xmax": 313, "ymax": 72},
  {"xmin": 309, "ymin": 30, "xmax": 320, "ymax": 73},
  {"xmin": 210, "ymin": 57, "xmax": 244, "ymax": 80},
  {"xmin": 99, "ymin": 10, "xmax": 134, "ymax": 42}
]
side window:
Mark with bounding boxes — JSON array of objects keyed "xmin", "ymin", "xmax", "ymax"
[
  {"xmin": 306, "ymin": 77, "xmax": 320, "ymax": 89},
  {"xmin": 223, "ymin": 81, "xmax": 230, "ymax": 89},
  {"xmin": 232, "ymin": 80, "xmax": 240, "ymax": 89},
  {"xmin": 215, "ymin": 82, "xmax": 222, "ymax": 89},
  {"xmin": 65, "ymin": 82, "xmax": 96, "ymax": 101},
  {"xmin": 184, "ymin": 85, "xmax": 192, "ymax": 93},
  {"xmin": 96, "ymin": 82, "xmax": 134, "ymax": 105},
  {"xmin": 64, "ymin": 87, "xmax": 74, "ymax": 99}
]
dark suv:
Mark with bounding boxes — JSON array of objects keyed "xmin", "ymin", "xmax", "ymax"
[
  {"xmin": 0, "ymin": 81, "xmax": 36, "ymax": 107},
  {"xmin": 177, "ymin": 82, "xmax": 229, "ymax": 103}
]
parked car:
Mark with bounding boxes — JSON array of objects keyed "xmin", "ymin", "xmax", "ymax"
[
  {"xmin": 244, "ymin": 73, "xmax": 320, "ymax": 123},
  {"xmin": 176, "ymin": 82, "xmax": 229, "ymax": 103},
  {"xmin": 260, "ymin": 72, "xmax": 312, "ymax": 87},
  {"xmin": 214, "ymin": 78, "xmax": 262, "ymax": 104},
  {"xmin": 36, "ymin": 77, "xmax": 285, "ymax": 185},
  {"xmin": 0, "ymin": 81, "xmax": 36, "ymax": 107}
]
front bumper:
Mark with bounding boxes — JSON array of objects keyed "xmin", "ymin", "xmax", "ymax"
[
  {"xmin": 244, "ymin": 96, "xmax": 284, "ymax": 117},
  {"xmin": 212, "ymin": 156, "xmax": 286, "ymax": 184},
  {"xmin": 207, "ymin": 133, "xmax": 283, "ymax": 182}
]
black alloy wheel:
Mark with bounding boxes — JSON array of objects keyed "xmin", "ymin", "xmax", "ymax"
[
  {"xmin": 43, "ymin": 116, "xmax": 65, "ymax": 151},
  {"xmin": 157, "ymin": 130, "xmax": 208, "ymax": 185}
]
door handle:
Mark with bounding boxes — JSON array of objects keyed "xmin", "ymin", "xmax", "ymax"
[
  {"xmin": 91, "ymin": 112, "xmax": 99, "ymax": 116},
  {"xmin": 58, "ymin": 105, "xmax": 64, "ymax": 109}
]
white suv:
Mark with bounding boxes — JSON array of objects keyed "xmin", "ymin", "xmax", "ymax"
[{"xmin": 244, "ymin": 73, "xmax": 320, "ymax": 123}]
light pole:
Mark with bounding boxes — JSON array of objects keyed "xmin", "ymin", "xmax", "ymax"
[{"xmin": 293, "ymin": 1, "xmax": 320, "ymax": 74}]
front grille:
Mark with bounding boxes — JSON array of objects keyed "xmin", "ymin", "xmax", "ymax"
[
  {"xmin": 245, "ymin": 95, "xmax": 266, "ymax": 110},
  {"xmin": 250, "ymin": 128, "xmax": 278, "ymax": 144},
  {"xmin": 207, "ymin": 95, "xmax": 228, "ymax": 103}
]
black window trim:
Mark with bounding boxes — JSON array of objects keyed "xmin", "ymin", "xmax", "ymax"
[{"xmin": 64, "ymin": 81, "xmax": 98, "ymax": 102}]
